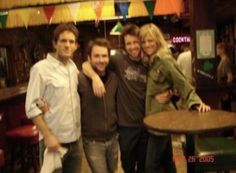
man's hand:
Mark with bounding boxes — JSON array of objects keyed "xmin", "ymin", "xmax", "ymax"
[
  {"xmin": 44, "ymin": 133, "xmax": 61, "ymax": 152},
  {"xmin": 92, "ymin": 75, "xmax": 106, "ymax": 98},
  {"xmin": 155, "ymin": 90, "xmax": 173, "ymax": 104},
  {"xmin": 195, "ymin": 102, "xmax": 211, "ymax": 112}
]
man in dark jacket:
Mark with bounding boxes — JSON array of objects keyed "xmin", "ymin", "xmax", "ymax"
[{"xmin": 78, "ymin": 38, "xmax": 118, "ymax": 173}]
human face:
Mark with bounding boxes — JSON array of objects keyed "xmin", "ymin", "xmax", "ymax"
[
  {"xmin": 124, "ymin": 34, "xmax": 141, "ymax": 61},
  {"xmin": 53, "ymin": 30, "xmax": 78, "ymax": 63},
  {"xmin": 89, "ymin": 45, "xmax": 109, "ymax": 76},
  {"xmin": 216, "ymin": 46, "xmax": 223, "ymax": 57},
  {"xmin": 141, "ymin": 35, "xmax": 158, "ymax": 57}
]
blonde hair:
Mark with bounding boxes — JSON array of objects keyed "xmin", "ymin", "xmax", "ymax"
[{"xmin": 139, "ymin": 23, "xmax": 169, "ymax": 64}]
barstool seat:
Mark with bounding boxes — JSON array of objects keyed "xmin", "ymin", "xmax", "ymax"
[
  {"xmin": 0, "ymin": 149, "xmax": 4, "ymax": 167},
  {"xmin": 195, "ymin": 137, "xmax": 236, "ymax": 173},
  {"xmin": 6, "ymin": 124, "xmax": 39, "ymax": 173},
  {"xmin": 6, "ymin": 125, "xmax": 38, "ymax": 139}
]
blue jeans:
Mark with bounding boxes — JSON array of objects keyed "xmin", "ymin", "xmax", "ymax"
[
  {"xmin": 39, "ymin": 139, "xmax": 82, "ymax": 173},
  {"xmin": 118, "ymin": 126, "xmax": 148, "ymax": 173},
  {"xmin": 83, "ymin": 135, "xmax": 118, "ymax": 173},
  {"xmin": 145, "ymin": 134, "xmax": 176, "ymax": 173}
]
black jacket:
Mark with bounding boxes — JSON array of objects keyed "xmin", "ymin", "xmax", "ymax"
[{"xmin": 78, "ymin": 71, "xmax": 118, "ymax": 141}]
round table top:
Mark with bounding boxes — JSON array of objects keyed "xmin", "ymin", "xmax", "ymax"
[{"xmin": 143, "ymin": 110, "xmax": 236, "ymax": 134}]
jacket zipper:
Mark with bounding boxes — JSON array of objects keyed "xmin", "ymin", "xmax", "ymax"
[{"xmin": 103, "ymin": 74, "xmax": 112, "ymax": 135}]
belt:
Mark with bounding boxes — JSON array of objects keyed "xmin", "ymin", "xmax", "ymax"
[
  {"xmin": 83, "ymin": 134, "xmax": 118, "ymax": 143},
  {"xmin": 61, "ymin": 140, "xmax": 78, "ymax": 147}
]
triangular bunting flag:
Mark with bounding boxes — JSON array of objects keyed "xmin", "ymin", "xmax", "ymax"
[
  {"xmin": 78, "ymin": 1, "xmax": 96, "ymax": 22},
  {"xmin": 43, "ymin": 6, "xmax": 55, "ymax": 23},
  {"xmin": 170, "ymin": 0, "xmax": 184, "ymax": 17},
  {"xmin": 101, "ymin": 0, "xmax": 115, "ymax": 19},
  {"xmin": 118, "ymin": 2, "xmax": 129, "ymax": 20},
  {"xmin": 93, "ymin": 1, "xmax": 103, "ymax": 25},
  {"xmin": 18, "ymin": 8, "xmax": 32, "ymax": 28},
  {"xmin": 0, "ymin": 11, "xmax": 8, "ymax": 29},
  {"xmin": 144, "ymin": 1, "xmax": 155, "ymax": 19},
  {"xmin": 68, "ymin": 3, "xmax": 80, "ymax": 24},
  {"xmin": 129, "ymin": 0, "xmax": 148, "ymax": 17},
  {"xmin": 154, "ymin": 0, "xmax": 184, "ymax": 16},
  {"xmin": 93, "ymin": 1, "xmax": 103, "ymax": 19}
]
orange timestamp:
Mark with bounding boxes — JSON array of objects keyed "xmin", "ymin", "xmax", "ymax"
[{"xmin": 173, "ymin": 155, "xmax": 215, "ymax": 163}]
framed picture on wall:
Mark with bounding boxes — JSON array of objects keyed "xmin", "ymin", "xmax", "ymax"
[
  {"xmin": 196, "ymin": 30, "xmax": 215, "ymax": 59},
  {"xmin": 0, "ymin": 47, "xmax": 8, "ymax": 88}
]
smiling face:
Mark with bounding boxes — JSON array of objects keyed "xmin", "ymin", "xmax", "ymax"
[
  {"xmin": 141, "ymin": 34, "xmax": 159, "ymax": 57},
  {"xmin": 124, "ymin": 34, "xmax": 141, "ymax": 61},
  {"xmin": 53, "ymin": 30, "xmax": 78, "ymax": 63},
  {"xmin": 89, "ymin": 45, "xmax": 109, "ymax": 76}
]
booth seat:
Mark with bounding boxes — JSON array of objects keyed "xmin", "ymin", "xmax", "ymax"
[{"xmin": 195, "ymin": 137, "xmax": 236, "ymax": 173}]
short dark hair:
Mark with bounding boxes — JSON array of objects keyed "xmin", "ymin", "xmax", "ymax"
[
  {"xmin": 121, "ymin": 23, "xmax": 140, "ymax": 45},
  {"xmin": 87, "ymin": 38, "xmax": 111, "ymax": 57},
  {"xmin": 53, "ymin": 23, "xmax": 79, "ymax": 42},
  {"xmin": 217, "ymin": 42, "xmax": 232, "ymax": 58}
]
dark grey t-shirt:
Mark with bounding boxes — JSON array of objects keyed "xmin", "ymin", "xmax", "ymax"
[
  {"xmin": 217, "ymin": 57, "xmax": 233, "ymax": 83},
  {"xmin": 110, "ymin": 51, "xmax": 147, "ymax": 127}
]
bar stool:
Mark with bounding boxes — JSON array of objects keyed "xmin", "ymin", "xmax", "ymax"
[
  {"xmin": 6, "ymin": 124, "xmax": 39, "ymax": 173},
  {"xmin": 0, "ymin": 149, "xmax": 5, "ymax": 171},
  {"xmin": 195, "ymin": 137, "xmax": 236, "ymax": 173}
]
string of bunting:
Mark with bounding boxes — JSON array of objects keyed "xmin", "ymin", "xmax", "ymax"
[{"xmin": 0, "ymin": 0, "xmax": 184, "ymax": 29}]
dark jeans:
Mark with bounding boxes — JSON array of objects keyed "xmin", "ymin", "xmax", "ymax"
[
  {"xmin": 145, "ymin": 134, "xmax": 176, "ymax": 173},
  {"xmin": 40, "ymin": 139, "xmax": 81, "ymax": 173},
  {"xmin": 118, "ymin": 126, "xmax": 148, "ymax": 173}
]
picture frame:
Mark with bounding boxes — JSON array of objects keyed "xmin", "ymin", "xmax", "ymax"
[
  {"xmin": 196, "ymin": 29, "xmax": 215, "ymax": 59},
  {"xmin": 0, "ymin": 47, "xmax": 8, "ymax": 88}
]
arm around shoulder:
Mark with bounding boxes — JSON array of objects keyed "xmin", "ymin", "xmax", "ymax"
[{"xmin": 82, "ymin": 61, "xmax": 106, "ymax": 97}]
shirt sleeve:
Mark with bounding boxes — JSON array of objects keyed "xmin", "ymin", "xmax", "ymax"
[
  {"xmin": 25, "ymin": 65, "xmax": 46, "ymax": 119},
  {"xmin": 161, "ymin": 57, "xmax": 202, "ymax": 109}
]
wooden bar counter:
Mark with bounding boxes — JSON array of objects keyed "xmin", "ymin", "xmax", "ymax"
[{"xmin": 0, "ymin": 83, "xmax": 27, "ymax": 101}]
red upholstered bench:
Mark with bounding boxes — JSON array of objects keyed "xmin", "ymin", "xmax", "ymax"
[{"xmin": 6, "ymin": 124, "xmax": 39, "ymax": 172}]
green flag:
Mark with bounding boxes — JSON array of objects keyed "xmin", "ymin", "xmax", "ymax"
[
  {"xmin": 144, "ymin": 1, "xmax": 155, "ymax": 19},
  {"xmin": 0, "ymin": 11, "xmax": 8, "ymax": 29}
]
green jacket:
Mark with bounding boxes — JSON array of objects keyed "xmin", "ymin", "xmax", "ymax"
[{"xmin": 146, "ymin": 50, "xmax": 201, "ymax": 116}]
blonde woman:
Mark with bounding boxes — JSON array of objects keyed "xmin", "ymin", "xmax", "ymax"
[{"xmin": 139, "ymin": 23, "xmax": 210, "ymax": 173}]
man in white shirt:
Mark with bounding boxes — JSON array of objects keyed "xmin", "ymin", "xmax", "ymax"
[
  {"xmin": 177, "ymin": 47, "xmax": 192, "ymax": 83},
  {"xmin": 25, "ymin": 23, "xmax": 81, "ymax": 173}
]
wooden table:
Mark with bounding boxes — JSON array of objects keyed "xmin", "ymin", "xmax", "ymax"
[
  {"xmin": 143, "ymin": 110, "xmax": 236, "ymax": 173},
  {"xmin": 144, "ymin": 110, "xmax": 236, "ymax": 134}
]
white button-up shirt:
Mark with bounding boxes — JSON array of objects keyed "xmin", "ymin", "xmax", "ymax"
[{"xmin": 25, "ymin": 53, "xmax": 81, "ymax": 143}]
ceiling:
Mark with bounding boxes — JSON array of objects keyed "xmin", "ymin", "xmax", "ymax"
[{"xmin": 213, "ymin": 0, "xmax": 236, "ymax": 21}]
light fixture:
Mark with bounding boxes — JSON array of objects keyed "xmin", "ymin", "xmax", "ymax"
[{"xmin": 110, "ymin": 21, "xmax": 123, "ymax": 35}]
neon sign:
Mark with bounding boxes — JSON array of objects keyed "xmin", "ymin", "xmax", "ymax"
[{"xmin": 172, "ymin": 36, "xmax": 191, "ymax": 43}]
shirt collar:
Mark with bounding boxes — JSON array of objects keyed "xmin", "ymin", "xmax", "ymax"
[{"xmin": 47, "ymin": 53, "xmax": 74, "ymax": 69}]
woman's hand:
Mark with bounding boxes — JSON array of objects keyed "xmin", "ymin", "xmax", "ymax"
[
  {"xmin": 36, "ymin": 99, "xmax": 49, "ymax": 113},
  {"xmin": 195, "ymin": 102, "xmax": 211, "ymax": 112},
  {"xmin": 155, "ymin": 90, "xmax": 173, "ymax": 104}
]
